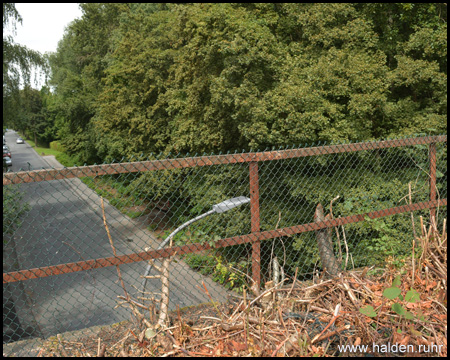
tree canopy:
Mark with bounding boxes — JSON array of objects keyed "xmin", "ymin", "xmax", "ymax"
[
  {"xmin": 6, "ymin": 3, "xmax": 447, "ymax": 161},
  {"xmin": 3, "ymin": 3, "xmax": 46, "ymax": 125},
  {"xmin": 2, "ymin": 2, "xmax": 447, "ymax": 286}
]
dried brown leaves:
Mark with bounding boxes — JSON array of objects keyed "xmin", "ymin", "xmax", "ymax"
[{"xmin": 35, "ymin": 219, "xmax": 446, "ymax": 357}]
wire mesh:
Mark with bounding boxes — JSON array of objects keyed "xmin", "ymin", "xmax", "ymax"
[{"xmin": 2, "ymin": 135, "xmax": 447, "ymax": 354}]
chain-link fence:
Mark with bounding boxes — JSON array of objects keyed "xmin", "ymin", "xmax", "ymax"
[{"xmin": 3, "ymin": 135, "xmax": 447, "ymax": 354}]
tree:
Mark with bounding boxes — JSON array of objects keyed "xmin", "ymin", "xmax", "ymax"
[
  {"xmin": 48, "ymin": 3, "xmax": 446, "ymax": 159},
  {"xmin": 12, "ymin": 85, "xmax": 47, "ymax": 146},
  {"xmin": 3, "ymin": 3, "xmax": 46, "ymax": 128},
  {"xmin": 48, "ymin": 3, "xmax": 126, "ymax": 164},
  {"xmin": 356, "ymin": 3, "xmax": 447, "ymax": 137},
  {"xmin": 34, "ymin": 2, "xmax": 447, "ymax": 285}
]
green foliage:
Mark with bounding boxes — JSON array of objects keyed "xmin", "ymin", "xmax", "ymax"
[
  {"xmin": 359, "ymin": 276, "xmax": 423, "ymax": 326},
  {"xmin": 359, "ymin": 305, "xmax": 377, "ymax": 318},
  {"xmin": 3, "ymin": 185, "xmax": 31, "ymax": 235},
  {"xmin": 212, "ymin": 256, "xmax": 248, "ymax": 292},
  {"xmin": 122, "ymin": 161, "xmax": 252, "ymax": 241},
  {"xmin": 54, "ymin": 152, "xmax": 85, "ymax": 167},
  {"xmin": 183, "ymin": 253, "xmax": 216, "ymax": 275},
  {"xmin": 43, "ymin": 3, "xmax": 445, "ymax": 161},
  {"xmin": 383, "ymin": 286, "xmax": 402, "ymax": 300},
  {"xmin": 26, "ymin": 3, "xmax": 447, "ymax": 284},
  {"xmin": 285, "ymin": 144, "xmax": 432, "ymax": 273},
  {"xmin": 80, "ymin": 174, "xmax": 146, "ymax": 218},
  {"xmin": 3, "ymin": 3, "xmax": 47, "ymax": 128},
  {"xmin": 184, "ymin": 253, "xmax": 249, "ymax": 293},
  {"xmin": 46, "ymin": 3, "xmax": 127, "ymax": 164},
  {"xmin": 13, "ymin": 86, "xmax": 54, "ymax": 146},
  {"xmin": 49, "ymin": 141, "xmax": 66, "ymax": 152}
]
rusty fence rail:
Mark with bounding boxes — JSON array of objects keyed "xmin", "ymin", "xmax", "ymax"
[{"xmin": 2, "ymin": 135, "xmax": 447, "ymax": 348}]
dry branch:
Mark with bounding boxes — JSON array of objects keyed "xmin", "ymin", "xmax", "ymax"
[
  {"xmin": 101, "ymin": 197, "xmax": 129, "ymax": 301},
  {"xmin": 52, "ymin": 215, "xmax": 444, "ymax": 358}
]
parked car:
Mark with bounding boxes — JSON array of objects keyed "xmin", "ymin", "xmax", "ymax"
[
  {"xmin": 16, "ymin": 137, "xmax": 24, "ymax": 144},
  {"xmin": 3, "ymin": 149, "xmax": 11, "ymax": 158},
  {"xmin": 3, "ymin": 145, "xmax": 10, "ymax": 151},
  {"xmin": 3, "ymin": 156, "xmax": 12, "ymax": 167}
]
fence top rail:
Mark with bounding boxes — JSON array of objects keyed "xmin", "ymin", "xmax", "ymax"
[{"xmin": 3, "ymin": 135, "xmax": 447, "ymax": 185}]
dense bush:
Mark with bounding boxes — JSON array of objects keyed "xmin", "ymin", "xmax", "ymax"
[
  {"xmin": 20, "ymin": 3, "xmax": 443, "ymax": 164},
  {"xmin": 4, "ymin": 3, "xmax": 446, "ymax": 289},
  {"xmin": 49, "ymin": 141, "xmax": 66, "ymax": 152}
]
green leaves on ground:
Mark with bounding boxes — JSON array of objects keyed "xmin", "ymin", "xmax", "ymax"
[
  {"xmin": 383, "ymin": 286, "xmax": 402, "ymax": 300},
  {"xmin": 404, "ymin": 289, "xmax": 420, "ymax": 303},
  {"xmin": 359, "ymin": 277, "xmax": 421, "ymax": 324},
  {"xmin": 359, "ymin": 305, "xmax": 377, "ymax": 318}
]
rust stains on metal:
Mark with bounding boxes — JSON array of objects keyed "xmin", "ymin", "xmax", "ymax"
[
  {"xmin": 3, "ymin": 135, "xmax": 446, "ymax": 185},
  {"xmin": 3, "ymin": 199, "xmax": 445, "ymax": 284}
]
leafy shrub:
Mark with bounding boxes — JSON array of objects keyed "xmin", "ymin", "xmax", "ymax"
[
  {"xmin": 49, "ymin": 141, "xmax": 66, "ymax": 152},
  {"xmin": 184, "ymin": 253, "xmax": 249, "ymax": 293},
  {"xmin": 55, "ymin": 152, "xmax": 84, "ymax": 167},
  {"xmin": 3, "ymin": 185, "xmax": 31, "ymax": 236}
]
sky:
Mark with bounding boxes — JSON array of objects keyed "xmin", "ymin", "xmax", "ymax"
[{"xmin": 6, "ymin": 3, "xmax": 83, "ymax": 88}]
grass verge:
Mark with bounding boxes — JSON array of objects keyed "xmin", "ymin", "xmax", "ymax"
[
  {"xmin": 22, "ymin": 137, "xmax": 84, "ymax": 167},
  {"xmin": 22, "ymin": 138, "xmax": 61, "ymax": 157}
]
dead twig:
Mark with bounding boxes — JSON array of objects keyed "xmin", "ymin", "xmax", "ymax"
[
  {"xmin": 198, "ymin": 281, "xmax": 224, "ymax": 322},
  {"xmin": 311, "ymin": 303, "xmax": 341, "ymax": 344},
  {"xmin": 313, "ymin": 324, "xmax": 351, "ymax": 343},
  {"xmin": 232, "ymin": 279, "xmax": 287, "ymax": 322},
  {"xmin": 286, "ymin": 267, "xmax": 298, "ymax": 298},
  {"xmin": 101, "ymin": 197, "xmax": 129, "ymax": 301},
  {"xmin": 271, "ymin": 335, "xmax": 293, "ymax": 357},
  {"xmin": 120, "ymin": 349, "xmax": 129, "ymax": 357},
  {"xmin": 57, "ymin": 334, "xmax": 69, "ymax": 358},
  {"xmin": 341, "ymin": 221, "xmax": 349, "ymax": 270},
  {"xmin": 97, "ymin": 342, "xmax": 106, "ymax": 357}
]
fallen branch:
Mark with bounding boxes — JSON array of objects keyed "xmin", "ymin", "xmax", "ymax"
[
  {"xmin": 311, "ymin": 303, "xmax": 341, "ymax": 344},
  {"xmin": 313, "ymin": 324, "xmax": 351, "ymax": 343},
  {"xmin": 97, "ymin": 342, "xmax": 106, "ymax": 357}
]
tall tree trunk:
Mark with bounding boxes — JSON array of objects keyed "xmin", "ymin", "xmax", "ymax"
[{"xmin": 314, "ymin": 203, "xmax": 340, "ymax": 278}]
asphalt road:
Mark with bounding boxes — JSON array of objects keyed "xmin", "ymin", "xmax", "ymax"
[
  {"xmin": 3, "ymin": 130, "xmax": 229, "ymax": 346},
  {"xmin": 4, "ymin": 131, "xmax": 49, "ymax": 172}
]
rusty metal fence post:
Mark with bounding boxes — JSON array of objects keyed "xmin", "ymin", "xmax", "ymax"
[
  {"xmin": 429, "ymin": 142, "xmax": 437, "ymax": 222},
  {"xmin": 249, "ymin": 161, "xmax": 261, "ymax": 289}
]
